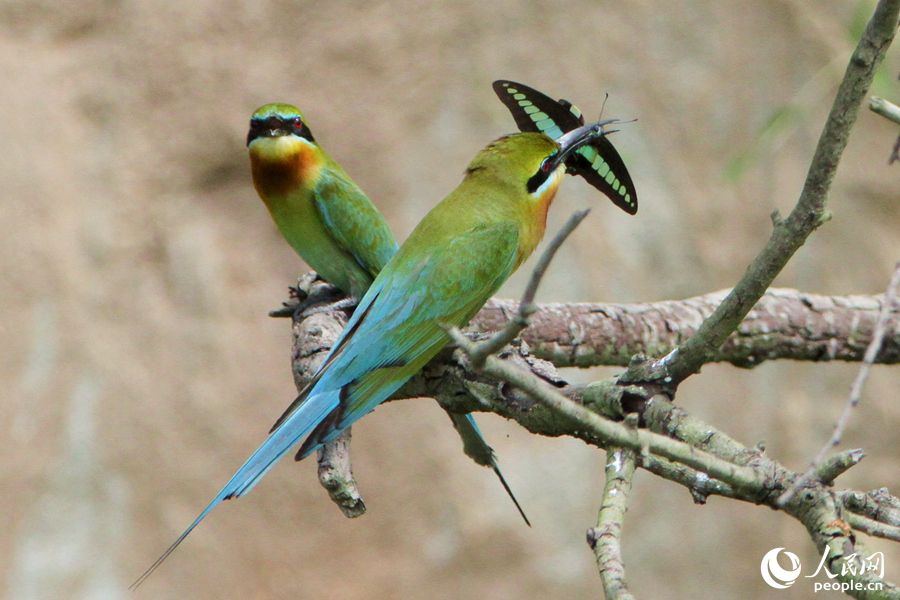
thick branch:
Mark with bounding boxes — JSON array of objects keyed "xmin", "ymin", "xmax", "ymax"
[
  {"xmin": 287, "ymin": 283, "xmax": 900, "ymax": 371},
  {"xmin": 287, "ymin": 274, "xmax": 364, "ymax": 514},
  {"xmin": 473, "ymin": 289, "xmax": 900, "ymax": 368}
]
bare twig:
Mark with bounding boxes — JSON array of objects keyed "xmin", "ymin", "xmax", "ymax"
[
  {"xmin": 447, "ymin": 325, "xmax": 761, "ymax": 490},
  {"xmin": 654, "ymin": 0, "xmax": 899, "ymax": 386},
  {"xmin": 870, "ymin": 96, "xmax": 900, "ymax": 163},
  {"xmin": 816, "ymin": 448, "xmax": 866, "ymax": 484},
  {"xmin": 467, "ymin": 210, "xmax": 590, "ymax": 367},
  {"xmin": 587, "ymin": 448, "xmax": 637, "ymax": 600},
  {"xmin": 639, "ymin": 454, "xmax": 738, "ymax": 503},
  {"xmin": 870, "ymin": 96, "xmax": 900, "ymax": 124},
  {"xmin": 639, "ymin": 397, "xmax": 900, "ymax": 598},
  {"xmin": 779, "ymin": 260, "xmax": 900, "ymax": 506},
  {"xmin": 846, "ymin": 513, "xmax": 900, "ymax": 543},
  {"xmin": 842, "ymin": 489, "xmax": 900, "ymax": 528}
]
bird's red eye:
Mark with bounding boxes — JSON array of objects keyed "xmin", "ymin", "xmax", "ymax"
[
  {"xmin": 293, "ymin": 117, "xmax": 303, "ymax": 128},
  {"xmin": 541, "ymin": 158, "xmax": 550, "ymax": 172}
]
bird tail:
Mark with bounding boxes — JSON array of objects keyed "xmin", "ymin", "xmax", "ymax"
[
  {"xmin": 130, "ymin": 389, "xmax": 340, "ymax": 589},
  {"xmin": 448, "ymin": 412, "xmax": 530, "ymax": 526}
]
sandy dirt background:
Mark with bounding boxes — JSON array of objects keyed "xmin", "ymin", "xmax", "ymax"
[{"xmin": 2, "ymin": 0, "xmax": 900, "ymax": 598}]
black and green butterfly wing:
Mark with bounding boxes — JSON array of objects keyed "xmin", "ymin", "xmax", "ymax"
[{"xmin": 493, "ymin": 80, "xmax": 638, "ymax": 215}]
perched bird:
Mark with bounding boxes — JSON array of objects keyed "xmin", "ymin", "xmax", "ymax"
[
  {"xmin": 247, "ymin": 104, "xmax": 526, "ymax": 522},
  {"xmin": 247, "ymin": 103, "xmax": 398, "ymax": 300},
  {"xmin": 493, "ymin": 80, "xmax": 638, "ymax": 214},
  {"xmin": 134, "ymin": 120, "xmax": 622, "ymax": 587}
]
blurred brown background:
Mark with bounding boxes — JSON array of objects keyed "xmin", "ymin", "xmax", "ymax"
[{"xmin": 2, "ymin": 0, "xmax": 899, "ymax": 598}]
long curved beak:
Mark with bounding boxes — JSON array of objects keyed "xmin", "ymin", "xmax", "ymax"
[{"xmin": 546, "ymin": 119, "xmax": 617, "ymax": 172}]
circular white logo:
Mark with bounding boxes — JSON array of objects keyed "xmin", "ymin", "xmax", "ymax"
[{"xmin": 761, "ymin": 548, "xmax": 802, "ymax": 589}]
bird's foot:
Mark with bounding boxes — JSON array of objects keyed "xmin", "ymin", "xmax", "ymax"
[
  {"xmin": 269, "ymin": 274, "xmax": 357, "ymax": 319},
  {"xmin": 296, "ymin": 295, "xmax": 358, "ymax": 319}
]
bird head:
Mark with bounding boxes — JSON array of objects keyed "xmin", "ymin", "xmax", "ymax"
[
  {"xmin": 469, "ymin": 121, "xmax": 614, "ymax": 198},
  {"xmin": 530, "ymin": 120, "xmax": 615, "ymax": 193},
  {"xmin": 247, "ymin": 103, "xmax": 325, "ymax": 197},
  {"xmin": 247, "ymin": 103, "xmax": 316, "ymax": 147}
]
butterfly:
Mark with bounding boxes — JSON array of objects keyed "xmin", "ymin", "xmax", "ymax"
[{"xmin": 493, "ymin": 80, "xmax": 637, "ymax": 215}]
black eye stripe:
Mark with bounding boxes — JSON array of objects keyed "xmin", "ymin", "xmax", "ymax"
[{"xmin": 246, "ymin": 115, "xmax": 316, "ymax": 145}]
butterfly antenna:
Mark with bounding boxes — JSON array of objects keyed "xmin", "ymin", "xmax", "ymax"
[
  {"xmin": 598, "ymin": 92, "xmax": 610, "ymax": 121},
  {"xmin": 598, "ymin": 93, "xmax": 638, "ymax": 127}
]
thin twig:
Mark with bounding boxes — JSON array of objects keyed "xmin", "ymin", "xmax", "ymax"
[
  {"xmin": 587, "ymin": 448, "xmax": 637, "ymax": 600},
  {"xmin": 447, "ymin": 325, "xmax": 761, "ymax": 490},
  {"xmin": 870, "ymin": 96, "xmax": 900, "ymax": 124},
  {"xmin": 467, "ymin": 210, "xmax": 590, "ymax": 367},
  {"xmin": 872, "ymin": 95, "xmax": 900, "ymax": 165},
  {"xmin": 656, "ymin": 0, "xmax": 898, "ymax": 385},
  {"xmin": 842, "ymin": 488, "xmax": 900, "ymax": 528},
  {"xmin": 639, "ymin": 454, "xmax": 738, "ymax": 503},
  {"xmin": 816, "ymin": 448, "xmax": 866, "ymax": 484},
  {"xmin": 779, "ymin": 260, "xmax": 900, "ymax": 506},
  {"xmin": 846, "ymin": 513, "xmax": 900, "ymax": 543}
]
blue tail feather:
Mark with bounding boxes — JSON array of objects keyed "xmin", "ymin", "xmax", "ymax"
[
  {"xmin": 449, "ymin": 412, "xmax": 530, "ymax": 526},
  {"xmin": 131, "ymin": 390, "xmax": 340, "ymax": 588}
]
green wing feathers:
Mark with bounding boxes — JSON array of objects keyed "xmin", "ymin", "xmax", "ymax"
[
  {"xmin": 305, "ymin": 222, "xmax": 521, "ymax": 434},
  {"xmin": 314, "ymin": 169, "xmax": 399, "ymax": 281}
]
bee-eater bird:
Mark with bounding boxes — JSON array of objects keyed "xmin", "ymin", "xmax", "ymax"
[
  {"xmin": 493, "ymin": 80, "xmax": 638, "ymax": 215},
  {"xmin": 134, "ymin": 120, "xmax": 625, "ymax": 587},
  {"xmin": 247, "ymin": 104, "xmax": 528, "ymax": 523},
  {"xmin": 247, "ymin": 103, "xmax": 399, "ymax": 300}
]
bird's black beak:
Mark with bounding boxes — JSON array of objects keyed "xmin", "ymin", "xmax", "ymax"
[
  {"xmin": 247, "ymin": 116, "xmax": 290, "ymax": 145},
  {"xmin": 258, "ymin": 116, "xmax": 290, "ymax": 138},
  {"xmin": 546, "ymin": 119, "xmax": 618, "ymax": 172}
]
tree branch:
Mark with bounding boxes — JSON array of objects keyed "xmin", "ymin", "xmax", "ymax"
[
  {"xmin": 286, "ymin": 273, "xmax": 364, "ymax": 514},
  {"xmin": 870, "ymin": 96, "xmax": 900, "ymax": 125},
  {"xmin": 587, "ymin": 447, "xmax": 637, "ymax": 600},
  {"xmin": 841, "ymin": 489, "xmax": 900, "ymax": 529},
  {"xmin": 870, "ymin": 96, "xmax": 900, "ymax": 164},
  {"xmin": 780, "ymin": 260, "xmax": 900, "ymax": 506},
  {"xmin": 473, "ymin": 289, "xmax": 900, "ymax": 368},
  {"xmin": 316, "ymin": 429, "xmax": 366, "ymax": 518},
  {"xmin": 289, "ymin": 275, "xmax": 900, "ymax": 595},
  {"xmin": 641, "ymin": 0, "xmax": 899, "ymax": 387}
]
